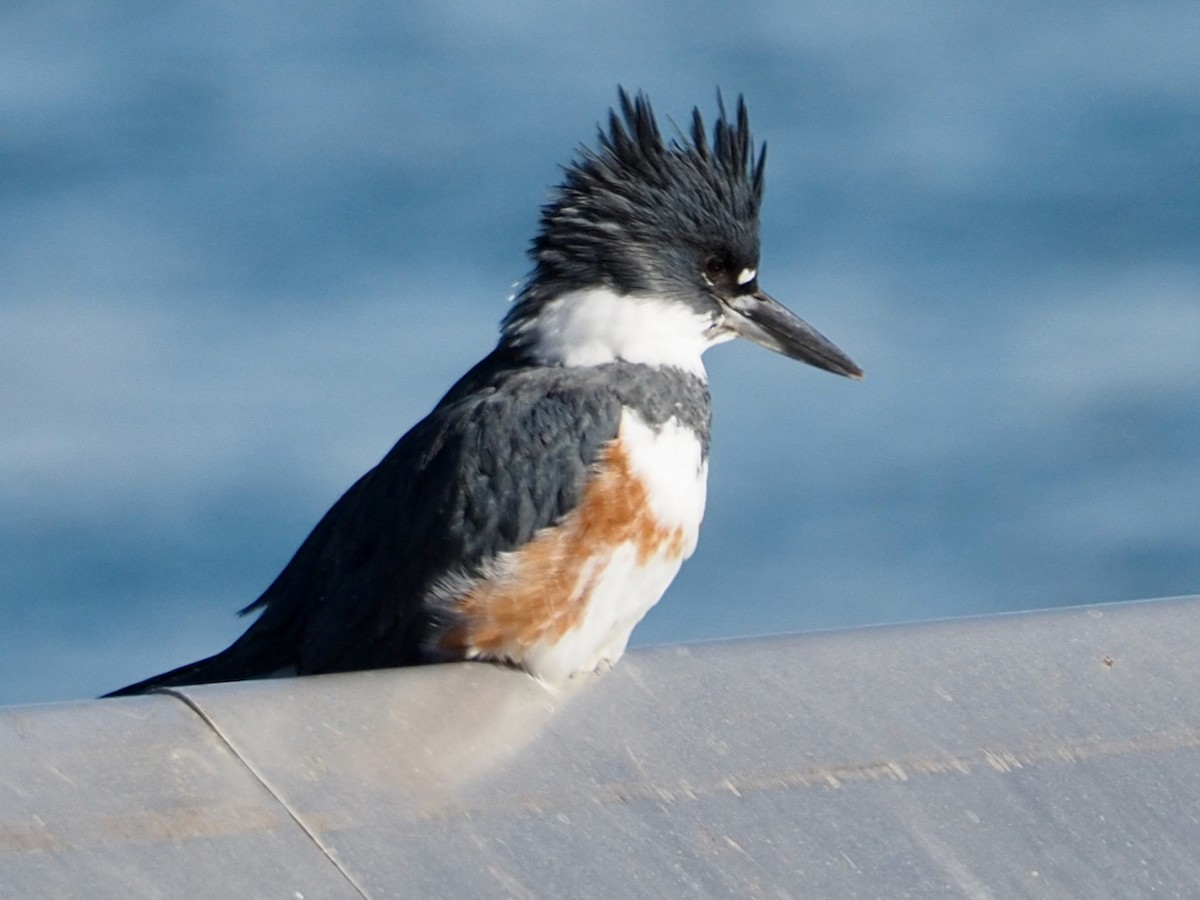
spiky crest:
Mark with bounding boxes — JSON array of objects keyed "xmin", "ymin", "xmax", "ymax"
[{"xmin": 505, "ymin": 88, "xmax": 767, "ymax": 335}]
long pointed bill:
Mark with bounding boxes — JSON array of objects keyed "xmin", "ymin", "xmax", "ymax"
[{"xmin": 724, "ymin": 289, "xmax": 863, "ymax": 379}]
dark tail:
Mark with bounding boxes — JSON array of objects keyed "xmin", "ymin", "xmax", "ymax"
[
  {"xmin": 102, "ymin": 631, "xmax": 293, "ymax": 697},
  {"xmin": 103, "ymin": 652, "xmax": 233, "ymax": 697}
]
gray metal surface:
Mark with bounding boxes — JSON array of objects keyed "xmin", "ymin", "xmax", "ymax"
[
  {"xmin": 0, "ymin": 694, "xmax": 361, "ymax": 899},
  {"xmin": 4, "ymin": 597, "xmax": 1200, "ymax": 898}
]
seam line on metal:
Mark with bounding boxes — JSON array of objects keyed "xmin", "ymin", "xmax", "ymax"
[{"xmin": 160, "ymin": 689, "xmax": 372, "ymax": 900}]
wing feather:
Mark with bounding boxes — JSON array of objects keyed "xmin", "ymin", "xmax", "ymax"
[{"xmin": 216, "ymin": 355, "xmax": 625, "ymax": 677}]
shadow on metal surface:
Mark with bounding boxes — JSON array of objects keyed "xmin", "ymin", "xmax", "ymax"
[{"xmin": 170, "ymin": 660, "xmax": 584, "ymax": 797}]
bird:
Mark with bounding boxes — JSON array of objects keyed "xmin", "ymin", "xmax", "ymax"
[{"xmin": 105, "ymin": 89, "xmax": 862, "ymax": 697}]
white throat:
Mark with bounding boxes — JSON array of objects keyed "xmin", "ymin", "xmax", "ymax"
[{"xmin": 520, "ymin": 287, "xmax": 731, "ymax": 378}]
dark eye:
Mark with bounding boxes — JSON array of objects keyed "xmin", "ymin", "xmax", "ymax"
[{"xmin": 704, "ymin": 253, "xmax": 729, "ymax": 283}]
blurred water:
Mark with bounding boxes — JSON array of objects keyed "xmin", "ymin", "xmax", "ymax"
[{"xmin": 3, "ymin": 1, "xmax": 1198, "ymax": 704}]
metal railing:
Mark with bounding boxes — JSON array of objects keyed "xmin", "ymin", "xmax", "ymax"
[{"xmin": 4, "ymin": 596, "xmax": 1199, "ymax": 898}]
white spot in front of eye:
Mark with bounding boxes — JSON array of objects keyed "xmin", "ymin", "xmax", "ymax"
[{"xmin": 737, "ymin": 267, "xmax": 757, "ymax": 285}]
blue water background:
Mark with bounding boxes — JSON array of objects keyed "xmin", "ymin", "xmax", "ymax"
[{"xmin": 3, "ymin": 2, "xmax": 1198, "ymax": 704}]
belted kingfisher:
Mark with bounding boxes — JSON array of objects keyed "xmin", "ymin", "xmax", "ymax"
[{"xmin": 106, "ymin": 89, "xmax": 861, "ymax": 697}]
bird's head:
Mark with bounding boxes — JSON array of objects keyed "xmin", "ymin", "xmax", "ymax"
[{"xmin": 505, "ymin": 89, "xmax": 862, "ymax": 380}]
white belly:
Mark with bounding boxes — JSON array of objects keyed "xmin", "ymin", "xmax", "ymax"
[{"xmin": 520, "ymin": 409, "xmax": 708, "ymax": 682}]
